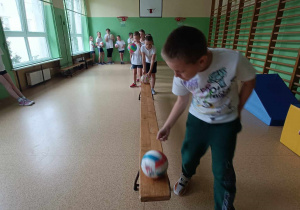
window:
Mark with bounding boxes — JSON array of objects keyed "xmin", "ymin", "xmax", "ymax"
[
  {"xmin": 64, "ymin": 0, "xmax": 89, "ymax": 55},
  {"xmin": 0, "ymin": 0, "xmax": 57, "ymax": 68}
]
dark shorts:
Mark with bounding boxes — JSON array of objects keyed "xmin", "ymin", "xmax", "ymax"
[
  {"xmin": 90, "ymin": 51, "xmax": 95, "ymax": 54},
  {"xmin": 131, "ymin": 64, "xmax": 143, "ymax": 69},
  {"xmin": 107, "ymin": 48, "xmax": 113, "ymax": 57},
  {"xmin": 98, "ymin": 48, "xmax": 104, "ymax": 53},
  {"xmin": 0, "ymin": 70, "xmax": 7, "ymax": 75},
  {"xmin": 146, "ymin": 62, "xmax": 157, "ymax": 74},
  {"xmin": 119, "ymin": 50, "xmax": 124, "ymax": 54}
]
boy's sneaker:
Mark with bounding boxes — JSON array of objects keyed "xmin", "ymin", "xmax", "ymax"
[
  {"xmin": 173, "ymin": 173, "xmax": 190, "ymax": 196},
  {"xmin": 130, "ymin": 83, "xmax": 137, "ymax": 88},
  {"xmin": 103, "ymin": 62, "xmax": 106, "ymax": 65},
  {"xmin": 151, "ymin": 89, "xmax": 156, "ymax": 95},
  {"xmin": 19, "ymin": 98, "xmax": 34, "ymax": 106}
]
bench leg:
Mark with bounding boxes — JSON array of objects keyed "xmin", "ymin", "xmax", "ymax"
[
  {"xmin": 138, "ymin": 92, "xmax": 141, "ymax": 100},
  {"xmin": 134, "ymin": 171, "xmax": 139, "ymax": 191}
]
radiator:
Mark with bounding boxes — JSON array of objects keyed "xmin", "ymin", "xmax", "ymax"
[{"xmin": 26, "ymin": 68, "xmax": 51, "ymax": 86}]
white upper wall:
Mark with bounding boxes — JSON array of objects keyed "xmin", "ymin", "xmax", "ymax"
[{"xmin": 86, "ymin": 0, "xmax": 211, "ymax": 17}]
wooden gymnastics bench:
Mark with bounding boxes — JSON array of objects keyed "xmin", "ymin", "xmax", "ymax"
[
  {"xmin": 84, "ymin": 58, "xmax": 94, "ymax": 68},
  {"xmin": 134, "ymin": 83, "xmax": 171, "ymax": 202},
  {"xmin": 60, "ymin": 62, "xmax": 85, "ymax": 77}
]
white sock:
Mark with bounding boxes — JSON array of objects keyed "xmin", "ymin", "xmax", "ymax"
[{"xmin": 18, "ymin": 97, "xmax": 23, "ymax": 102}]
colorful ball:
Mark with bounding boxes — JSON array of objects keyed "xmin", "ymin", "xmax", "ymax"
[
  {"xmin": 115, "ymin": 44, "xmax": 119, "ymax": 48},
  {"xmin": 100, "ymin": 42, "xmax": 104, "ymax": 47},
  {"xmin": 128, "ymin": 43, "xmax": 137, "ymax": 53},
  {"xmin": 141, "ymin": 150, "xmax": 168, "ymax": 178},
  {"xmin": 141, "ymin": 74, "xmax": 150, "ymax": 84}
]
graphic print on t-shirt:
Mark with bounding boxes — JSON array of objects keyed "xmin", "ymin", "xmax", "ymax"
[
  {"xmin": 207, "ymin": 67, "xmax": 227, "ymax": 88},
  {"xmin": 183, "ymin": 67, "xmax": 235, "ymax": 118}
]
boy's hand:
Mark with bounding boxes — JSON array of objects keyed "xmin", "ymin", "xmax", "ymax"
[
  {"xmin": 157, "ymin": 126, "xmax": 170, "ymax": 141},
  {"xmin": 147, "ymin": 72, "xmax": 151, "ymax": 77}
]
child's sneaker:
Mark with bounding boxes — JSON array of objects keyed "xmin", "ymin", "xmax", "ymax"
[
  {"xmin": 173, "ymin": 173, "xmax": 190, "ymax": 196},
  {"xmin": 130, "ymin": 83, "xmax": 137, "ymax": 88},
  {"xmin": 151, "ymin": 89, "xmax": 156, "ymax": 95},
  {"xmin": 19, "ymin": 98, "xmax": 34, "ymax": 106}
]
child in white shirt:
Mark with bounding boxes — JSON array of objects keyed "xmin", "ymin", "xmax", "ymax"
[
  {"xmin": 96, "ymin": 32, "xmax": 106, "ymax": 65},
  {"xmin": 89, "ymin": 36, "xmax": 96, "ymax": 64},
  {"xmin": 139, "ymin": 29, "xmax": 146, "ymax": 46},
  {"xmin": 127, "ymin": 32, "xmax": 133, "ymax": 45},
  {"xmin": 104, "ymin": 28, "xmax": 115, "ymax": 64},
  {"xmin": 128, "ymin": 32, "xmax": 134, "ymax": 70},
  {"xmin": 116, "ymin": 35, "xmax": 126, "ymax": 64},
  {"xmin": 129, "ymin": 31, "xmax": 142, "ymax": 88},
  {"xmin": 141, "ymin": 34, "xmax": 157, "ymax": 95}
]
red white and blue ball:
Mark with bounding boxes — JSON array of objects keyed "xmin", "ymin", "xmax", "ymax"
[{"xmin": 141, "ymin": 150, "xmax": 168, "ymax": 178}]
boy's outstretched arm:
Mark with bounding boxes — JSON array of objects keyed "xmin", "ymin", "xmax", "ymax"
[
  {"xmin": 157, "ymin": 94, "xmax": 190, "ymax": 141},
  {"xmin": 238, "ymin": 78, "xmax": 256, "ymax": 118}
]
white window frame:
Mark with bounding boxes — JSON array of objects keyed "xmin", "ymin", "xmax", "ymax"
[
  {"xmin": 64, "ymin": 0, "xmax": 87, "ymax": 55},
  {"xmin": 1, "ymin": 0, "xmax": 52, "ymax": 68}
]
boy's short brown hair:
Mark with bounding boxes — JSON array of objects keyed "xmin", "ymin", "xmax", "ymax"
[
  {"xmin": 134, "ymin": 31, "xmax": 140, "ymax": 37},
  {"xmin": 162, "ymin": 26, "xmax": 207, "ymax": 64}
]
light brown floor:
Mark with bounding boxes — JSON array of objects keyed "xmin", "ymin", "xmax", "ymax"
[{"xmin": 0, "ymin": 64, "xmax": 299, "ymax": 210}]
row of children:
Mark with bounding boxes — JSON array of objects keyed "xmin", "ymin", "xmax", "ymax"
[
  {"xmin": 89, "ymin": 29, "xmax": 157, "ymax": 94},
  {"xmin": 129, "ymin": 31, "xmax": 157, "ymax": 95},
  {"xmin": 89, "ymin": 29, "xmax": 146, "ymax": 65}
]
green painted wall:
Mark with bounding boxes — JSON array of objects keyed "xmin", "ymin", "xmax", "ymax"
[{"xmin": 88, "ymin": 17, "xmax": 210, "ymax": 63}]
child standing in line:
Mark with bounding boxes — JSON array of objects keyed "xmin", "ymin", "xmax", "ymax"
[
  {"xmin": 157, "ymin": 26, "xmax": 256, "ymax": 210},
  {"xmin": 96, "ymin": 32, "xmax": 106, "ymax": 65},
  {"xmin": 104, "ymin": 28, "xmax": 115, "ymax": 64},
  {"xmin": 0, "ymin": 47, "xmax": 34, "ymax": 106},
  {"xmin": 128, "ymin": 32, "xmax": 134, "ymax": 70},
  {"xmin": 116, "ymin": 35, "xmax": 126, "ymax": 64},
  {"xmin": 127, "ymin": 32, "xmax": 133, "ymax": 45},
  {"xmin": 139, "ymin": 29, "xmax": 146, "ymax": 46},
  {"xmin": 89, "ymin": 36, "xmax": 96, "ymax": 64},
  {"xmin": 129, "ymin": 31, "xmax": 142, "ymax": 88},
  {"xmin": 141, "ymin": 35, "xmax": 157, "ymax": 95}
]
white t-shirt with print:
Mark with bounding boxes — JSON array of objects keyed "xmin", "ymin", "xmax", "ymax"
[
  {"xmin": 0, "ymin": 47, "xmax": 5, "ymax": 72},
  {"xmin": 104, "ymin": 34, "xmax": 114, "ymax": 49},
  {"xmin": 116, "ymin": 40, "xmax": 125, "ymax": 51},
  {"xmin": 140, "ymin": 39, "xmax": 145, "ymax": 46},
  {"xmin": 96, "ymin": 37, "xmax": 103, "ymax": 48},
  {"xmin": 130, "ymin": 43, "xmax": 142, "ymax": 65},
  {"xmin": 172, "ymin": 48, "xmax": 256, "ymax": 124},
  {"xmin": 141, "ymin": 45, "xmax": 157, "ymax": 63},
  {"xmin": 127, "ymin": 38, "xmax": 133, "ymax": 44},
  {"xmin": 89, "ymin": 41, "xmax": 95, "ymax": 51}
]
